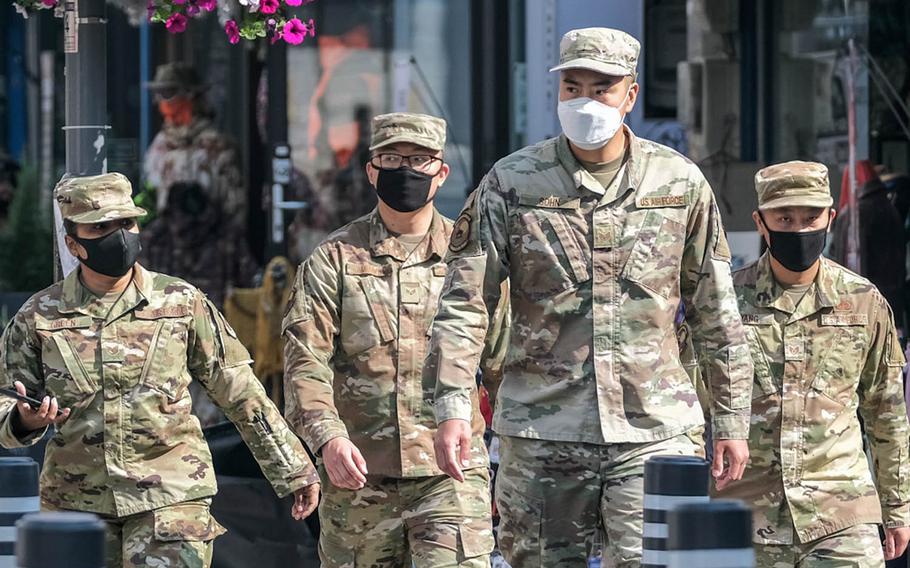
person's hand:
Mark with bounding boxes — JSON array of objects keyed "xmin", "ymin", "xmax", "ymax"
[
  {"xmin": 11, "ymin": 381, "xmax": 69, "ymax": 434},
  {"xmin": 712, "ymin": 439, "xmax": 749, "ymax": 491},
  {"xmin": 291, "ymin": 483, "xmax": 321, "ymax": 520},
  {"xmin": 884, "ymin": 527, "xmax": 910, "ymax": 560},
  {"xmin": 434, "ymin": 419, "xmax": 473, "ymax": 482},
  {"xmin": 321, "ymin": 438, "xmax": 368, "ymax": 490}
]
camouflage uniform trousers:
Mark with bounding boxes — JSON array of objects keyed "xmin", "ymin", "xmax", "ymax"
[
  {"xmin": 43, "ymin": 497, "xmax": 225, "ymax": 568},
  {"xmin": 496, "ymin": 428, "xmax": 705, "ymax": 568},
  {"xmin": 754, "ymin": 524, "xmax": 884, "ymax": 568},
  {"xmin": 317, "ymin": 466, "xmax": 495, "ymax": 568}
]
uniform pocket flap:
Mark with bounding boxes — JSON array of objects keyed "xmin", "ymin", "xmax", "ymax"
[
  {"xmin": 154, "ymin": 502, "xmax": 226, "ymax": 542},
  {"xmin": 134, "ymin": 305, "xmax": 192, "ymax": 320},
  {"xmin": 459, "ymin": 519, "xmax": 496, "ymax": 558}
]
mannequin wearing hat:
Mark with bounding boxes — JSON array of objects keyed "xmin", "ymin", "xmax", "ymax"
[{"xmin": 142, "ymin": 62, "xmax": 253, "ymax": 309}]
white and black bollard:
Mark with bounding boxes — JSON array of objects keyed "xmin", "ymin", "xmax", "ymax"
[
  {"xmin": 0, "ymin": 458, "xmax": 39, "ymax": 568},
  {"xmin": 641, "ymin": 455, "xmax": 710, "ymax": 568},
  {"xmin": 667, "ymin": 500, "xmax": 753, "ymax": 568},
  {"xmin": 16, "ymin": 512, "xmax": 106, "ymax": 568}
]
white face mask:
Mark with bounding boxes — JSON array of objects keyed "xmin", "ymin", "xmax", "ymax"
[{"xmin": 557, "ymin": 87, "xmax": 631, "ymax": 150}]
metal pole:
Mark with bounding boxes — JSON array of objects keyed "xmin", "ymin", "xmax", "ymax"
[
  {"xmin": 39, "ymin": 51, "xmax": 55, "ymax": 213},
  {"xmin": 64, "ymin": 0, "xmax": 108, "ymax": 175},
  {"xmin": 845, "ymin": 38, "xmax": 860, "ymax": 275},
  {"xmin": 56, "ymin": 0, "xmax": 108, "ymax": 280},
  {"xmin": 267, "ymin": 42, "xmax": 306, "ymax": 259},
  {"xmin": 139, "ymin": 19, "xmax": 151, "ymax": 177}
]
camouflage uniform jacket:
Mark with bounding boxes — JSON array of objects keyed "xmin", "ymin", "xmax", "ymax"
[
  {"xmin": 143, "ymin": 118, "xmax": 246, "ymax": 228},
  {"xmin": 0, "ymin": 265, "xmax": 318, "ymax": 517},
  {"xmin": 721, "ymin": 255, "xmax": 910, "ymax": 544},
  {"xmin": 428, "ymin": 128, "xmax": 753, "ymax": 444},
  {"xmin": 283, "ymin": 209, "xmax": 493, "ymax": 478}
]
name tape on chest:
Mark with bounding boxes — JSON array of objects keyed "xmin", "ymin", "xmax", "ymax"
[
  {"xmin": 636, "ymin": 195, "xmax": 690, "ymax": 209},
  {"xmin": 820, "ymin": 313, "xmax": 868, "ymax": 326},
  {"xmin": 742, "ymin": 313, "xmax": 774, "ymax": 325}
]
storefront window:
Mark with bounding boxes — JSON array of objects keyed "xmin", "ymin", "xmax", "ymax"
[
  {"xmin": 770, "ymin": 0, "xmax": 869, "ymax": 197},
  {"xmin": 286, "ymin": 0, "xmax": 472, "ymax": 262}
]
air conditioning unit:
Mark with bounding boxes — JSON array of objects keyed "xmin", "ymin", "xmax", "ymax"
[
  {"xmin": 678, "ymin": 58, "xmax": 741, "ymax": 161},
  {"xmin": 774, "ymin": 56, "xmax": 820, "ymax": 159}
]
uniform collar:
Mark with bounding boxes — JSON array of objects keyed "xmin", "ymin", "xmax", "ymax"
[
  {"xmin": 368, "ymin": 208, "xmax": 448, "ymax": 264},
  {"xmin": 753, "ymin": 253, "xmax": 839, "ymax": 315},
  {"xmin": 58, "ymin": 264, "xmax": 153, "ymax": 316},
  {"xmin": 555, "ymin": 125, "xmax": 642, "ymax": 196}
]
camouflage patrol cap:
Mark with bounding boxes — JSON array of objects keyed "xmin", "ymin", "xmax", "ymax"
[
  {"xmin": 755, "ymin": 160, "xmax": 833, "ymax": 210},
  {"xmin": 369, "ymin": 112, "xmax": 447, "ymax": 152},
  {"xmin": 147, "ymin": 62, "xmax": 207, "ymax": 94},
  {"xmin": 549, "ymin": 27, "xmax": 640, "ymax": 78},
  {"xmin": 54, "ymin": 173, "xmax": 147, "ymax": 223}
]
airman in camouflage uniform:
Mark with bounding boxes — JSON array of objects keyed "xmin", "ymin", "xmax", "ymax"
[
  {"xmin": 427, "ymin": 28, "xmax": 753, "ymax": 567},
  {"xmin": 283, "ymin": 113, "xmax": 500, "ymax": 567},
  {"xmin": 716, "ymin": 161, "xmax": 910, "ymax": 567},
  {"xmin": 0, "ymin": 173, "xmax": 319, "ymax": 568}
]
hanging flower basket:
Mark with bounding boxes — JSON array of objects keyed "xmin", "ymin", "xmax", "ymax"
[
  {"xmin": 13, "ymin": 0, "xmax": 317, "ymax": 46},
  {"xmin": 150, "ymin": 0, "xmax": 316, "ymax": 44},
  {"xmin": 12, "ymin": 0, "xmax": 61, "ymax": 18}
]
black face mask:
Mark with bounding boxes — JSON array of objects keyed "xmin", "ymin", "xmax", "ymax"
[
  {"xmin": 759, "ymin": 213, "xmax": 829, "ymax": 273},
  {"xmin": 73, "ymin": 228, "xmax": 142, "ymax": 277},
  {"xmin": 375, "ymin": 167, "xmax": 436, "ymax": 213}
]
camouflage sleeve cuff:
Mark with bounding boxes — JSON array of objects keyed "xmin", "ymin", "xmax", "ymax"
[
  {"xmin": 711, "ymin": 413, "xmax": 750, "ymax": 440},
  {"xmin": 435, "ymin": 394, "xmax": 473, "ymax": 424},
  {"xmin": 0, "ymin": 408, "xmax": 47, "ymax": 449},
  {"xmin": 306, "ymin": 426, "xmax": 350, "ymax": 457},
  {"xmin": 285, "ymin": 469, "xmax": 321, "ymax": 495},
  {"xmin": 883, "ymin": 505, "xmax": 910, "ymax": 528}
]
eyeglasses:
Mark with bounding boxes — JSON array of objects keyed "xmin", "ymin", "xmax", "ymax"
[{"xmin": 370, "ymin": 153, "xmax": 443, "ymax": 174}]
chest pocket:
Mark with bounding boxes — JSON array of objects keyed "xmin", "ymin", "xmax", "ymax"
[
  {"xmin": 810, "ymin": 317, "xmax": 868, "ymax": 406},
  {"xmin": 35, "ymin": 316, "xmax": 98, "ymax": 404},
  {"xmin": 622, "ymin": 209, "xmax": 686, "ymax": 301},
  {"xmin": 134, "ymin": 305, "xmax": 193, "ymax": 399},
  {"xmin": 341, "ymin": 263, "xmax": 396, "ymax": 356},
  {"xmin": 744, "ymin": 323, "xmax": 778, "ymax": 398},
  {"xmin": 511, "ymin": 199, "xmax": 591, "ymax": 300}
]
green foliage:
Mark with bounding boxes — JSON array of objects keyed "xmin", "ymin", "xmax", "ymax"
[
  {"xmin": 134, "ymin": 180, "xmax": 158, "ymax": 227},
  {"xmin": 0, "ymin": 166, "xmax": 54, "ymax": 292}
]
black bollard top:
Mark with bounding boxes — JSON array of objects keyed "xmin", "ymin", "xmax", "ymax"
[
  {"xmin": 0, "ymin": 457, "xmax": 39, "ymax": 498},
  {"xmin": 16, "ymin": 512, "xmax": 106, "ymax": 568},
  {"xmin": 644, "ymin": 455, "xmax": 710, "ymax": 496},
  {"xmin": 667, "ymin": 499, "xmax": 752, "ymax": 550}
]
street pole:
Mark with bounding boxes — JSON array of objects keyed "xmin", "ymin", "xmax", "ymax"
[
  {"xmin": 64, "ymin": 0, "xmax": 108, "ymax": 175},
  {"xmin": 267, "ymin": 42, "xmax": 306, "ymax": 260},
  {"xmin": 55, "ymin": 0, "xmax": 108, "ymax": 279}
]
